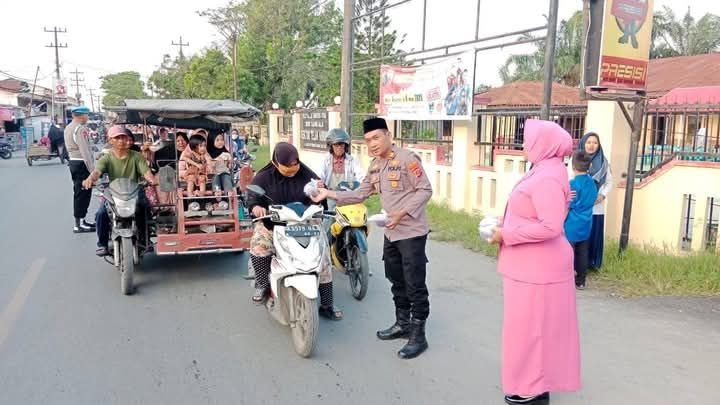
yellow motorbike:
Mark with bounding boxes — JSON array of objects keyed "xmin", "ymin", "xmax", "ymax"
[{"xmin": 329, "ymin": 182, "xmax": 370, "ymax": 300}]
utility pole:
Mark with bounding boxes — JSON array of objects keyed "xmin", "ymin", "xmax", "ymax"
[
  {"xmin": 340, "ymin": 0, "xmax": 354, "ymax": 135},
  {"xmin": 70, "ymin": 68, "xmax": 84, "ymax": 104},
  {"xmin": 540, "ymin": 0, "xmax": 559, "ymax": 120},
  {"xmin": 88, "ymin": 88, "xmax": 96, "ymax": 112},
  {"xmin": 44, "ymin": 26, "xmax": 68, "ymax": 80},
  {"xmin": 172, "ymin": 36, "xmax": 190, "ymax": 59}
]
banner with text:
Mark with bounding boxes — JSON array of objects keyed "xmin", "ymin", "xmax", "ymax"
[
  {"xmin": 300, "ymin": 109, "xmax": 328, "ymax": 151},
  {"xmin": 598, "ymin": 0, "xmax": 654, "ymax": 90},
  {"xmin": 379, "ymin": 51, "xmax": 474, "ymax": 120}
]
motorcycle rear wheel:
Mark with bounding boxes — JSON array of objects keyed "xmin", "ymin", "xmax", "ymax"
[
  {"xmin": 348, "ymin": 246, "xmax": 369, "ymax": 301},
  {"xmin": 290, "ymin": 289, "xmax": 318, "ymax": 358},
  {"xmin": 0, "ymin": 150, "xmax": 11, "ymax": 160}
]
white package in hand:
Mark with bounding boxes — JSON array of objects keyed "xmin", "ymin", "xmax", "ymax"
[
  {"xmin": 478, "ymin": 216, "xmax": 498, "ymax": 241},
  {"xmin": 304, "ymin": 179, "xmax": 320, "ymax": 197},
  {"xmin": 368, "ymin": 211, "xmax": 388, "ymax": 227}
]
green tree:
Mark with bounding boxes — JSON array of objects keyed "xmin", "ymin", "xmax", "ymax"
[
  {"xmin": 148, "ymin": 55, "xmax": 188, "ymax": 98},
  {"xmin": 651, "ymin": 6, "xmax": 720, "ymax": 58},
  {"xmin": 500, "ymin": 11, "xmax": 583, "ymax": 86},
  {"xmin": 183, "ymin": 48, "xmax": 234, "ymax": 99},
  {"xmin": 100, "ymin": 71, "xmax": 146, "ymax": 106},
  {"xmin": 353, "ymin": 0, "xmax": 405, "ymax": 114},
  {"xmin": 198, "ymin": 0, "xmax": 342, "ymax": 108}
]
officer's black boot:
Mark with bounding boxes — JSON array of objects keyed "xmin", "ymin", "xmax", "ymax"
[
  {"xmin": 398, "ymin": 318, "xmax": 428, "ymax": 359},
  {"xmin": 376, "ymin": 308, "xmax": 411, "ymax": 340}
]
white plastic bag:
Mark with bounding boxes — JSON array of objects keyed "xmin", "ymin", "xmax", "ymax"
[
  {"xmin": 478, "ymin": 216, "xmax": 498, "ymax": 242},
  {"xmin": 304, "ymin": 179, "xmax": 320, "ymax": 198},
  {"xmin": 368, "ymin": 210, "xmax": 388, "ymax": 227}
]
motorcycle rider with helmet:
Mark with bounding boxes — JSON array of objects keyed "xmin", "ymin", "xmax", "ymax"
[{"xmin": 315, "ymin": 128, "xmax": 366, "ymax": 212}]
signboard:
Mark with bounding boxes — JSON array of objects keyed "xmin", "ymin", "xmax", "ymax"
[
  {"xmin": 53, "ymin": 78, "xmax": 68, "ymax": 102},
  {"xmin": 379, "ymin": 51, "xmax": 474, "ymax": 120},
  {"xmin": 300, "ymin": 109, "xmax": 328, "ymax": 151},
  {"xmin": 597, "ymin": 0, "xmax": 654, "ymax": 90}
]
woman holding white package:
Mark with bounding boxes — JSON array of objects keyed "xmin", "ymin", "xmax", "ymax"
[{"xmin": 245, "ymin": 142, "xmax": 342, "ymax": 320}]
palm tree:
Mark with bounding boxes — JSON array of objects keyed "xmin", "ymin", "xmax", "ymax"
[
  {"xmin": 651, "ymin": 6, "xmax": 720, "ymax": 58},
  {"xmin": 500, "ymin": 11, "xmax": 584, "ymax": 86}
]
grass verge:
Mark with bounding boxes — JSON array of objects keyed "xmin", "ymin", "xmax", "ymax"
[
  {"xmin": 593, "ymin": 242, "xmax": 720, "ymax": 297},
  {"xmin": 366, "ymin": 196, "xmax": 719, "ymax": 297},
  {"xmin": 364, "ymin": 196, "xmax": 498, "ymax": 257},
  {"xmin": 251, "ymin": 144, "xmax": 270, "ymax": 171}
]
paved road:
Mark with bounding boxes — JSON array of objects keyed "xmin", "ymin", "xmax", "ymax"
[{"xmin": 1, "ymin": 155, "xmax": 719, "ymax": 405}]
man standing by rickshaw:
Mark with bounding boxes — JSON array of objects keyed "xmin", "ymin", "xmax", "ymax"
[
  {"xmin": 64, "ymin": 106, "xmax": 96, "ymax": 233},
  {"xmin": 312, "ymin": 118, "xmax": 433, "ymax": 359}
]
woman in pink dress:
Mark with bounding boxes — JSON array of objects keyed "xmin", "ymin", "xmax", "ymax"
[{"xmin": 489, "ymin": 119, "xmax": 581, "ymax": 404}]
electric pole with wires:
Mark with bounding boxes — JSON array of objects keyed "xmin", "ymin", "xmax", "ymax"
[{"xmin": 44, "ymin": 27, "xmax": 68, "ymax": 80}]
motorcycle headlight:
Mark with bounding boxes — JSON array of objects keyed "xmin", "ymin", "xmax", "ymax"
[{"xmin": 113, "ymin": 197, "xmax": 137, "ymax": 218}]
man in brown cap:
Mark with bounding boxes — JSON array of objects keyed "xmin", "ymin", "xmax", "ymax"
[{"xmin": 312, "ymin": 117, "xmax": 433, "ymax": 359}]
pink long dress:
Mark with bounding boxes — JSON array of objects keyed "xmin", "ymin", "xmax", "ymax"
[{"xmin": 497, "ymin": 119, "xmax": 581, "ymax": 396}]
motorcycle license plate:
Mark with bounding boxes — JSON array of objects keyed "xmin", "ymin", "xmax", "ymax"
[{"xmin": 285, "ymin": 224, "xmax": 320, "ymax": 237}]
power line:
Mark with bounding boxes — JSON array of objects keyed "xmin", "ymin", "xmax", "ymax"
[
  {"xmin": 44, "ymin": 26, "xmax": 68, "ymax": 80},
  {"xmin": 172, "ymin": 36, "xmax": 190, "ymax": 59},
  {"xmin": 70, "ymin": 68, "xmax": 85, "ymax": 103}
]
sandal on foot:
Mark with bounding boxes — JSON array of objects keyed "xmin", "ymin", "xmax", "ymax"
[
  {"xmin": 96, "ymin": 246, "xmax": 109, "ymax": 257},
  {"xmin": 252, "ymin": 288, "xmax": 268, "ymax": 305},
  {"xmin": 319, "ymin": 305, "xmax": 343, "ymax": 321}
]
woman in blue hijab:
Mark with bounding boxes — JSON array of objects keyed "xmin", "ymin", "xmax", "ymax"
[{"xmin": 579, "ymin": 132, "xmax": 613, "ymax": 270}]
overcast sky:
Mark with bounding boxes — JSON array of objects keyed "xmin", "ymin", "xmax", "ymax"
[{"xmin": 1, "ymin": 0, "xmax": 717, "ymax": 106}]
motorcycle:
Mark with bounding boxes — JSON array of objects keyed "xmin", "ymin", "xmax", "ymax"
[
  {"xmin": 247, "ymin": 184, "xmax": 332, "ymax": 358},
  {"xmin": 328, "ymin": 181, "xmax": 370, "ymax": 300},
  {"xmin": 0, "ymin": 137, "xmax": 12, "ymax": 159},
  {"xmin": 102, "ymin": 178, "xmax": 148, "ymax": 295}
]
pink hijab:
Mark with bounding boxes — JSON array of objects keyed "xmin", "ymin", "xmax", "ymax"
[{"xmin": 523, "ymin": 119, "xmax": 573, "ymax": 164}]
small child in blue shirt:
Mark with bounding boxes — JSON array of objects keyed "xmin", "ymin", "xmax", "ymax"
[{"xmin": 564, "ymin": 151, "xmax": 599, "ymax": 289}]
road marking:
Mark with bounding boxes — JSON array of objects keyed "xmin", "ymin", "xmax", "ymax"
[{"xmin": 0, "ymin": 258, "xmax": 46, "ymax": 349}]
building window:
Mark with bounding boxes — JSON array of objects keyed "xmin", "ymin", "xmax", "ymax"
[
  {"xmin": 705, "ymin": 197, "xmax": 720, "ymax": 251},
  {"xmin": 680, "ymin": 194, "xmax": 696, "ymax": 251},
  {"xmin": 399, "ymin": 120, "xmax": 453, "ymax": 165}
]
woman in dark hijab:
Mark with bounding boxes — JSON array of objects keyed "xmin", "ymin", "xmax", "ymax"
[
  {"xmin": 246, "ymin": 142, "xmax": 342, "ymax": 320},
  {"xmin": 577, "ymin": 132, "xmax": 613, "ymax": 270}
]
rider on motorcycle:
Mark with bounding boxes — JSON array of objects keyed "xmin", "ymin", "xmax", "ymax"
[
  {"xmin": 82, "ymin": 126, "xmax": 156, "ymax": 256},
  {"xmin": 246, "ymin": 142, "xmax": 342, "ymax": 320},
  {"xmin": 315, "ymin": 128, "xmax": 366, "ymax": 210}
]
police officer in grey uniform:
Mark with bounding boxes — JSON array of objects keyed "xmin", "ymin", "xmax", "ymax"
[
  {"xmin": 313, "ymin": 117, "xmax": 433, "ymax": 359},
  {"xmin": 64, "ymin": 106, "xmax": 96, "ymax": 233}
]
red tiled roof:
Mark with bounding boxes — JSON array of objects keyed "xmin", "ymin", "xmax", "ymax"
[
  {"xmin": 649, "ymin": 86, "xmax": 720, "ymax": 106},
  {"xmin": 646, "ymin": 53, "xmax": 720, "ymax": 98},
  {"xmin": 473, "ymin": 81, "xmax": 584, "ymax": 107}
]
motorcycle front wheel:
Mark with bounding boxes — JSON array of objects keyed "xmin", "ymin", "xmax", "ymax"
[
  {"xmin": 0, "ymin": 150, "xmax": 11, "ymax": 160},
  {"xmin": 348, "ymin": 246, "xmax": 369, "ymax": 301},
  {"xmin": 119, "ymin": 237, "xmax": 135, "ymax": 295},
  {"xmin": 290, "ymin": 289, "xmax": 318, "ymax": 358}
]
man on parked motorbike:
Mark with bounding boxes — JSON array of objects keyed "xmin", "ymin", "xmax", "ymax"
[
  {"xmin": 316, "ymin": 128, "xmax": 366, "ymax": 208},
  {"xmin": 312, "ymin": 118, "xmax": 433, "ymax": 359},
  {"xmin": 246, "ymin": 142, "xmax": 343, "ymax": 320},
  {"xmin": 82, "ymin": 125, "xmax": 156, "ymax": 256}
]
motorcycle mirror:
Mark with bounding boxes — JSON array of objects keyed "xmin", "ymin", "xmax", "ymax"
[{"xmin": 246, "ymin": 185, "xmax": 266, "ymax": 196}]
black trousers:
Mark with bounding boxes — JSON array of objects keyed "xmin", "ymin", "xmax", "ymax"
[
  {"xmin": 383, "ymin": 234, "xmax": 430, "ymax": 320},
  {"xmin": 69, "ymin": 160, "xmax": 92, "ymax": 220},
  {"xmin": 572, "ymin": 239, "xmax": 590, "ymax": 286}
]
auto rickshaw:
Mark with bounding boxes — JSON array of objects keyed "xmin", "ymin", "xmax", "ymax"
[{"xmin": 102, "ymin": 99, "xmax": 261, "ymax": 294}]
